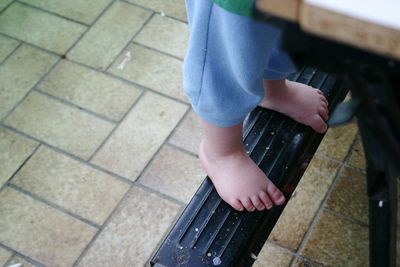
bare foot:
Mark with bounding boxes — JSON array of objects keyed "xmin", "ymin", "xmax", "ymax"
[
  {"xmin": 199, "ymin": 122, "xmax": 286, "ymax": 212},
  {"xmin": 260, "ymin": 79, "xmax": 329, "ymax": 133}
]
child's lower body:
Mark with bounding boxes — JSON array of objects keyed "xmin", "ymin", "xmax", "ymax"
[{"xmin": 184, "ymin": 1, "xmax": 329, "ymax": 212}]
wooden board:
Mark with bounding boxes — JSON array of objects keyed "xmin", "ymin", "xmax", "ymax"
[{"xmin": 256, "ymin": 0, "xmax": 400, "ymax": 60}]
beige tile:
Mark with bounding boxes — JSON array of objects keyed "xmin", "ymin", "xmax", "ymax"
[
  {"xmin": 0, "ymin": 45, "xmax": 58, "ymax": 120},
  {"xmin": 253, "ymin": 242, "xmax": 293, "ymax": 267},
  {"xmin": 77, "ymin": 186, "xmax": 180, "ymax": 267},
  {"xmin": 348, "ymin": 135, "xmax": 366, "ymax": 170},
  {"xmin": 269, "ymin": 156, "xmax": 340, "ymax": 251},
  {"xmin": 67, "ymin": 1, "xmax": 151, "ymax": 70},
  {"xmin": 317, "ymin": 122, "xmax": 358, "ymax": 161},
  {"xmin": 39, "ymin": 60, "xmax": 142, "ymax": 121},
  {"xmin": 91, "ymin": 92, "xmax": 188, "ymax": 180},
  {"xmin": 11, "ymin": 146, "xmax": 130, "ymax": 225},
  {"xmin": 0, "ymin": 0, "xmax": 12, "ymax": 12},
  {"xmin": 109, "ymin": 44, "xmax": 186, "ymax": 102},
  {"xmin": 326, "ymin": 167, "xmax": 368, "ymax": 224},
  {"xmin": 0, "ymin": 247, "xmax": 12, "ymax": 266},
  {"xmin": 7, "ymin": 256, "xmax": 38, "ymax": 267},
  {"xmin": 19, "ymin": 0, "xmax": 113, "ymax": 24},
  {"xmin": 168, "ymin": 110, "xmax": 202, "ymax": 155},
  {"xmin": 0, "ymin": 128, "xmax": 38, "ymax": 188},
  {"xmin": 0, "ymin": 2, "xmax": 86, "ymax": 54},
  {"xmin": 0, "ymin": 188, "xmax": 97, "ymax": 267},
  {"xmin": 302, "ymin": 211, "xmax": 368, "ymax": 267},
  {"xmin": 4, "ymin": 92, "xmax": 114, "ymax": 160},
  {"xmin": 126, "ymin": 0, "xmax": 187, "ymax": 21},
  {"xmin": 139, "ymin": 145, "xmax": 204, "ymax": 203},
  {"xmin": 135, "ymin": 14, "xmax": 189, "ymax": 58},
  {"xmin": 0, "ymin": 35, "xmax": 19, "ymax": 63}
]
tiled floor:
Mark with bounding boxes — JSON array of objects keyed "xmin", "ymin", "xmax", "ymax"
[{"xmin": 0, "ymin": 1, "xmax": 393, "ymax": 266}]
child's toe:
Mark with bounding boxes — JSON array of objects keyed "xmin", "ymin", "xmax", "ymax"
[
  {"xmin": 311, "ymin": 114, "xmax": 328, "ymax": 133},
  {"xmin": 230, "ymin": 199, "xmax": 244, "ymax": 211},
  {"xmin": 241, "ymin": 198, "xmax": 256, "ymax": 212},
  {"xmin": 319, "ymin": 107, "xmax": 329, "ymax": 121},
  {"xmin": 265, "ymin": 182, "xmax": 285, "ymax": 205},
  {"xmin": 259, "ymin": 191, "xmax": 273, "ymax": 209},
  {"xmin": 251, "ymin": 195, "xmax": 265, "ymax": 211}
]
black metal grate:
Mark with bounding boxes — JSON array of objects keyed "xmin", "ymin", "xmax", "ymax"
[{"xmin": 150, "ymin": 67, "xmax": 348, "ymax": 267}]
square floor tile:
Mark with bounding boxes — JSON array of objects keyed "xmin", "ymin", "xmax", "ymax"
[
  {"xmin": 326, "ymin": 166, "xmax": 368, "ymax": 224},
  {"xmin": 0, "ymin": 45, "xmax": 58, "ymax": 120},
  {"xmin": 76, "ymin": 186, "xmax": 181, "ymax": 267},
  {"xmin": 348, "ymin": 135, "xmax": 366, "ymax": 170},
  {"xmin": 39, "ymin": 60, "xmax": 142, "ymax": 121},
  {"xmin": 67, "ymin": 1, "xmax": 151, "ymax": 70},
  {"xmin": 126, "ymin": 0, "xmax": 187, "ymax": 21},
  {"xmin": 317, "ymin": 122, "xmax": 358, "ymax": 161},
  {"xmin": 168, "ymin": 110, "xmax": 202, "ymax": 155},
  {"xmin": 109, "ymin": 44, "xmax": 186, "ymax": 102},
  {"xmin": 19, "ymin": 0, "xmax": 113, "ymax": 25},
  {"xmin": 139, "ymin": 145, "xmax": 204, "ymax": 203},
  {"xmin": 4, "ymin": 92, "xmax": 115, "ymax": 160},
  {"xmin": 0, "ymin": 247, "xmax": 12, "ymax": 266},
  {"xmin": 11, "ymin": 146, "xmax": 130, "ymax": 225},
  {"xmin": 0, "ymin": 2, "xmax": 86, "ymax": 54},
  {"xmin": 302, "ymin": 211, "xmax": 368, "ymax": 266},
  {"xmin": 0, "ymin": 35, "xmax": 19, "ymax": 63},
  {"xmin": 253, "ymin": 242, "xmax": 293, "ymax": 267},
  {"xmin": 0, "ymin": 187, "xmax": 97, "ymax": 267},
  {"xmin": 91, "ymin": 92, "xmax": 188, "ymax": 180},
  {"xmin": 0, "ymin": 128, "xmax": 38, "ymax": 188},
  {"xmin": 135, "ymin": 14, "xmax": 189, "ymax": 58},
  {"xmin": 269, "ymin": 156, "xmax": 340, "ymax": 251}
]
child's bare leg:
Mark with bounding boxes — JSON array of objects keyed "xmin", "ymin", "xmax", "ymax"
[
  {"xmin": 199, "ymin": 120, "xmax": 286, "ymax": 212},
  {"xmin": 260, "ymin": 79, "xmax": 329, "ymax": 133}
]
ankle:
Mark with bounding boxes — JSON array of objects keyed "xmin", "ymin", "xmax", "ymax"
[{"xmin": 201, "ymin": 139, "xmax": 244, "ymax": 160}]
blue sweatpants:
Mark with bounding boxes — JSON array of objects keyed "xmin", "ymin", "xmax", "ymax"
[{"xmin": 183, "ymin": 0, "xmax": 297, "ymax": 127}]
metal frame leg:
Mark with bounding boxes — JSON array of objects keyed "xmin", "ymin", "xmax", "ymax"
[{"xmin": 347, "ymin": 66, "xmax": 400, "ymax": 267}]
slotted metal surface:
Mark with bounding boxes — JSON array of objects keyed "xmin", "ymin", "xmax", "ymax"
[{"xmin": 151, "ymin": 67, "xmax": 348, "ymax": 267}]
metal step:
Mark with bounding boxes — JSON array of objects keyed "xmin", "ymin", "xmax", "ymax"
[{"xmin": 150, "ymin": 67, "xmax": 348, "ymax": 267}]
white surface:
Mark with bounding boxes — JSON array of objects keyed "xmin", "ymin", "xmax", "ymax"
[{"xmin": 305, "ymin": 0, "xmax": 400, "ymax": 30}]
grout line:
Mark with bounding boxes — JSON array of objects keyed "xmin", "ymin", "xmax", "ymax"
[
  {"xmin": 289, "ymin": 137, "xmax": 359, "ymax": 266},
  {"xmin": 131, "ymin": 40, "xmax": 185, "ymax": 62},
  {"xmin": 2, "ymin": 143, "xmax": 40, "ymax": 187},
  {"xmin": 7, "ymin": 184, "xmax": 101, "ymax": 229},
  {"xmin": 0, "ymin": 41, "xmax": 21, "ymax": 67},
  {"xmin": 15, "ymin": 0, "xmax": 90, "ymax": 27},
  {"xmin": 0, "ymin": 48, "xmax": 61, "ymax": 123},
  {"xmin": 0, "ymin": 0, "xmax": 15, "ymax": 15},
  {"xmin": 323, "ymin": 208, "xmax": 369, "ymax": 227},
  {"xmin": 134, "ymin": 183, "xmax": 186, "ymax": 207},
  {"xmin": 33, "ymin": 89, "xmax": 118, "ymax": 124},
  {"xmin": 0, "ymin": 248, "xmax": 14, "ymax": 267},
  {"xmin": 120, "ymin": 0, "xmax": 188, "ymax": 24},
  {"xmin": 0, "ymin": 243, "xmax": 46, "ymax": 267},
  {"xmin": 166, "ymin": 142, "xmax": 199, "ymax": 159},
  {"xmin": 103, "ymin": 10, "xmax": 156, "ymax": 71},
  {"xmin": 86, "ymin": 90, "xmax": 146, "ymax": 161},
  {"xmin": 130, "ymin": 104, "xmax": 190, "ymax": 184},
  {"xmin": 61, "ymin": 0, "xmax": 119, "ymax": 58},
  {"xmin": 0, "ymin": 124, "xmax": 134, "ymax": 186}
]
